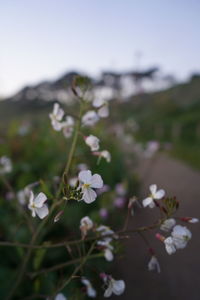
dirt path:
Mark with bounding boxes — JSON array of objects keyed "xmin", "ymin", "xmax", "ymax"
[{"xmin": 111, "ymin": 154, "xmax": 200, "ymax": 300}]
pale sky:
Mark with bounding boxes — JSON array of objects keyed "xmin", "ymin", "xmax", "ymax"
[{"xmin": 0, "ymin": 0, "xmax": 200, "ymax": 96}]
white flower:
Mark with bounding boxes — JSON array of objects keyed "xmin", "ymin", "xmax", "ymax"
[
  {"xmin": 85, "ymin": 135, "xmax": 100, "ymax": 151},
  {"xmin": 100, "ymin": 151, "xmax": 111, "ymax": 162},
  {"xmin": 68, "ymin": 177, "xmax": 78, "ymax": 187},
  {"xmin": 97, "ymin": 240, "xmax": 114, "ymax": 261},
  {"xmin": 188, "ymin": 218, "xmax": 199, "ymax": 223},
  {"xmin": 49, "ymin": 103, "xmax": 64, "ymax": 131},
  {"xmin": 93, "ymin": 98, "xmax": 109, "ymax": 118},
  {"xmin": 148, "ymin": 256, "xmax": 161, "ymax": 273},
  {"xmin": 82, "ymin": 111, "xmax": 99, "ymax": 126},
  {"xmin": 17, "ymin": 188, "xmax": 31, "ymax": 205},
  {"xmin": 171, "ymin": 225, "xmax": 192, "ymax": 249},
  {"xmin": 62, "ymin": 116, "xmax": 74, "ymax": 138},
  {"xmin": 160, "ymin": 218, "xmax": 176, "ymax": 232},
  {"xmin": 96, "ymin": 225, "xmax": 115, "ymax": 243},
  {"xmin": 78, "ymin": 170, "xmax": 103, "ymax": 204},
  {"xmin": 0, "ymin": 156, "xmax": 12, "ymax": 174},
  {"xmin": 164, "ymin": 237, "xmax": 177, "ymax": 255},
  {"xmin": 143, "ymin": 184, "xmax": 165, "ymax": 208},
  {"xmin": 81, "ymin": 278, "xmax": 97, "ymax": 298},
  {"xmin": 28, "ymin": 191, "xmax": 49, "ymax": 219},
  {"xmin": 80, "ymin": 216, "xmax": 94, "ymax": 238},
  {"xmin": 54, "ymin": 293, "xmax": 67, "ymax": 300},
  {"xmin": 103, "ymin": 276, "xmax": 125, "ymax": 297}
]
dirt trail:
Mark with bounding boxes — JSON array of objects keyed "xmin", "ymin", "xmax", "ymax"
[{"xmin": 112, "ymin": 154, "xmax": 200, "ymax": 300}]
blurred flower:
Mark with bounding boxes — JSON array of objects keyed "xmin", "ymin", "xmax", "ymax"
[
  {"xmin": 101, "ymin": 274, "xmax": 125, "ymax": 297},
  {"xmin": 143, "ymin": 184, "xmax": 165, "ymax": 208},
  {"xmin": 96, "ymin": 225, "xmax": 115, "ymax": 243},
  {"xmin": 68, "ymin": 177, "xmax": 78, "ymax": 187},
  {"xmin": 114, "ymin": 197, "xmax": 126, "ymax": 208},
  {"xmin": 115, "ymin": 183, "xmax": 126, "ymax": 196},
  {"xmin": 160, "ymin": 218, "xmax": 176, "ymax": 232},
  {"xmin": 148, "ymin": 256, "xmax": 161, "ymax": 273},
  {"xmin": 180, "ymin": 217, "xmax": 199, "ymax": 223},
  {"xmin": 49, "ymin": 103, "xmax": 64, "ymax": 131},
  {"xmin": 62, "ymin": 116, "xmax": 74, "ymax": 138},
  {"xmin": 78, "ymin": 170, "xmax": 103, "ymax": 203},
  {"xmin": 97, "ymin": 240, "xmax": 114, "ymax": 261},
  {"xmin": 54, "ymin": 293, "xmax": 67, "ymax": 300},
  {"xmin": 81, "ymin": 278, "xmax": 97, "ymax": 298},
  {"xmin": 164, "ymin": 237, "xmax": 176, "ymax": 255},
  {"xmin": 80, "ymin": 216, "xmax": 93, "ymax": 238},
  {"xmin": 85, "ymin": 135, "xmax": 100, "ymax": 151},
  {"xmin": 0, "ymin": 156, "xmax": 12, "ymax": 174},
  {"xmin": 28, "ymin": 191, "xmax": 49, "ymax": 219},
  {"xmin": 100, "ymin": 150, "xmax": 111, "ymax": 162},
  {"xmin": 82, "ymin": 111, "xmax": 99, "ymax": 126},
  {"xmin": 144, "ymin": 141, "xmax": 160, "ymax": 158},
  {"xmin": 93, "ymin": 150, "xmax": 111, "ymax": 163},
  {"xmin": 77, "ymin": 163, "xmax": 88, "ymax": 171},
  {"xmin": 93, "ymin": 98, "xmax": 109, "ymax": 118},
  {"xmin": 99, "ymin": 208, "xmax": 109, "ymax": 219}
]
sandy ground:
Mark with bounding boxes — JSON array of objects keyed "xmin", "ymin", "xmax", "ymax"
[{"xmin": 110, "ymin": 154, "xmax": 200, "ymax": 300}]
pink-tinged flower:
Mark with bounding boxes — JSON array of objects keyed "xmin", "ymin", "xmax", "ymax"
[
  {"xmin": 62, "ymin": 116, "xmax": 74, "ymax": 138},
  {"xmin": 114, "ymin": 197, "xmax": 126, "ymax": 208},
  {"xmin": 0, "ymin": 156, "xmax": 12, "ymax": 174},
  {"xmin": 180, "ymin": 217, "xmax": 199, "ymax": 224},
  {"xmin": 78, "ymin": 170, "xmax": 103, "ymax": 203},
  {"xmin": 102, "ymin": 274, "xmax": 125, "ymax": 297},
  {"xmin": 99, "ymin": 208, "xmax": 109, "ymax": 219},
  {"xmin": 148, "ymin": 256, "xmax": 161, "ymax": 273},
  {"xmin": 28, "ymin": 191, "xmax": 49, "ymax": 219},
  {"xmin": 81, "ymin": 278, "xmax": 97, "ymax": 298},
  {"xmin": 115, "ymin": 183, "xmax": 126, "ymax": 196},
  {"xmin": 85, "ymin": 135, "xmax": 100, "ymax": 151},
  {"xmin": 82, "ymin": 111, "xmax": 99, "ymax": 126},
  {"xmin": 54, "ymin": 293, "xmax": 67, "ymax": 300},
  {"xmin": 49, "ymin": 103, "xmax": 64, "ymax": 131},
  {"xmin": 143, "ymin": 184, "xmax": 165, "ymax": 208},
  {"xmin": 160, "ymin": 218, "xmax": 176, "ymax": 232},
  {"xmin": 80, "ymin": 216, "xmax": 93, "ymax": 238}
]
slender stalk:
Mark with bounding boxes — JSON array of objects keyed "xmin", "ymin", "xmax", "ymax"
[
  {"xmin": 6, "ymin": 102, "xmax": 84, "ymax": 300},
  {"xmin": 1, "ymin": 217, "xmax": 165, "ymax": 251},
  {"xmin": 29, "ymin": 253, "xmax": 102, "ymax": 279},
  {"xmin": 51, "ymin": 242, "xmax": 95, "ymax": 299}
]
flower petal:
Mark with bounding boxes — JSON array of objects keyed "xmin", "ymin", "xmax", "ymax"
[
  {"xmin": 112, "ymin": 280, "xmax": 125, "ymax": 295},
  {"xmin": 91, "ymin": 174, "xmax": 103, "ymax": 189},
  {"xmin": 149, "ymin": 184, "xmax": 157, "ymax": 195},
  {"xmin": 83, "ymin": 188, "xmax": 97, "ymax": 204},
  {"xmin": 104, "ymin": 285, "xmax": 113, "ymax": 298},
  {"xmin": 154, "ymin": 189, "xmax": 165, "ymax": 199},
  {"xmin": 34, "ymin": 192, "xmax": 47, "ymax": 208},
  {"xmin": 78, "ymin": 170, "xmax": 92, "ymax": 184},
  {"xmin": 104, "ymin": 249, "xmax": 114, "ymax": 261},
  {"xmin": 35, "ymin": 204, "xmax": 49, "ymax": 219},
  {"xmin": 142, "ymin": 197, "xmax": 153, "ymax": 207}
]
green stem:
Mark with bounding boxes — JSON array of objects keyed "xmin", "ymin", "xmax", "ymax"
[
  {"xmin": 29, "ymin": 253, "xmax": 102, "ymax": 279},
  {"xmin": 51, "ymin": 242, "xmax": 95, "ymax": 298}
]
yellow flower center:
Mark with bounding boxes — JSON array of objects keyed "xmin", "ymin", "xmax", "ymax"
[{"xmin": 83, "ymin": 183, "xmax": 90, "ymax": 188}]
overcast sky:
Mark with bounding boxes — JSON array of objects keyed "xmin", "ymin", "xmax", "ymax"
[{"xmin": 1, "ymin": 0, "xmax": 200, "ymax": 96}]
